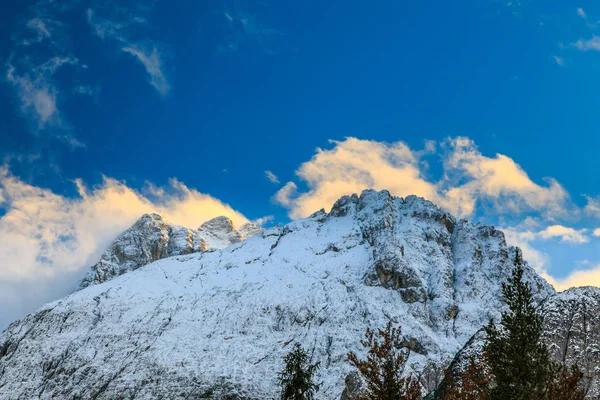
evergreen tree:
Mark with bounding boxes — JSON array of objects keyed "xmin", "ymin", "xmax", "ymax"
[
  {"xmin": 347, "ymin": 322, "xmax": 421, "ymax": 400},
  {"xmin": 484, "ymin": 251, "xmax": 551, "ymax": 400},
  {"xmin": 278, "ymin": 343, "xmax": 320, "ymax": 400}
]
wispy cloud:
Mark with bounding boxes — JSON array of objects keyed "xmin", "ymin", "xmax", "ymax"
[
  {"xmin": 584, "ymin": 195, "xmax": 600, "ymax": 216},
  {"xmin": 4, "ymin": 0, "xmax": 92, "ymax": 148},
  {"xmin": 265, "ymin": 170, "xmax": 280, "ymax": 184},
  {"xmin": 86, "ymin": 6, "xmax": 171, "ymax": 96},
  {"xmin": 6, "ymin": 56, "xmax": 78, "ymax": 133},
  {"xmin": 122, "ymin": 45, "xmax": 170, "ymax": 95},
  {"xmin": 552, "ymin": 55, "xmax": 564, "ymax": 66},
  {"xmin": 218, "ymin": 9, "xmax": 281, "ymax": 54},
  {"xmin": 577, "ymin": 7, "xmax": 587, "ymax": 19}
]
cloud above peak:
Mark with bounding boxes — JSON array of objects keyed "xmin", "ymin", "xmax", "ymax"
[
  {"xmin": 0, "ymin": 168, "xmax": 248, "ymax": 282},
  {"xmin": 0, "ymin": 167, "xmax": 249, "ymax": 327},
  {"xmin": 275, "ymin": 137, "xmax": 572, "ymax": 220}
]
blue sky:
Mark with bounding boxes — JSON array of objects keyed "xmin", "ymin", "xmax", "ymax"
[{"xmin": 2, "ymin": 0, "xmax": 600, "ymax": 328}]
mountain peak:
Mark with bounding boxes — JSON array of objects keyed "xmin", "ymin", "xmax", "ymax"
[
  {"xmin": 79, "ymin": 214, "xmax": 262, "ymax": 289},
  {"xmin": 199, "ymin": 215, "xmax": 236, "ymax": 233}
]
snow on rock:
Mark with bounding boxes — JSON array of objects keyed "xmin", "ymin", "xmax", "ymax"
[
  {"xmin": 0, "ymin": 190, "xmax": 555, "ymax": 399},
  {"xmin": 80, "ymin": 214, "xmax": 262, "ymax": 289},
  {"xmin": 432, "ymin": 287, "xmax": 600, "ymax": 400}
]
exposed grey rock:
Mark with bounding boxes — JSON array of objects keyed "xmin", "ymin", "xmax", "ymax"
[
  {"xmin": 339, "ymin": 371, "xmax": 367, "ymax": 400},
  {"xmin": 80, "ymin": 214, "xmax": 262, "ymax": 289},
  {"xmin": 440, "ymin": 287, "xmax": 600, "ymax": 399},
  {"xmin": 541, "ymin": 286, "xmax": 600, "ymax": 398}
]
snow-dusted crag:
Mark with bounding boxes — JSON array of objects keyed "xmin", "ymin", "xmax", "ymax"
[
  {"xmin": 541, "ymin": 287, "xmax": 600, "ymax": 398},
  {"xmin": 80, "ymin": 214, "xmax": 261, "ymax": 288},
  {"xmin": 0, "ymin": 190, "xmax": 556, "ymax": 399},
  {"xmin": 441, "ymin": 286, "xmax": 600, "ymax": 399}
]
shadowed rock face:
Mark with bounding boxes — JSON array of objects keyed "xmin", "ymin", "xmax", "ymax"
[
  {"xmin": 79, "ymin": 214, "xmax": 261, "ymax": 288},
  {"xmin": 0, "ymin": 190, "xmax": 555, "ymax": 399},
  {"xmin": 541, "ymin": 287, "xmax": 600, "ymax": 398}
]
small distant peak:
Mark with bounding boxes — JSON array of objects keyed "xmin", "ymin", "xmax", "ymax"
[
  {"xmin": 359, "ymin": 188, "xmax": 391, "ymax": 201},
  {"xmin": 547, "ymin": 285, "xmax": 600, "ymax": 301},
  {"xmin": 239, "ymin": 222, "xmax": 262, "ymax": 238},
  {"xmin": 134, "ymin": 213, "xmax": 166, "ymax": 227},
  {"xmin": 329, "ymin": 193, "xmax": 359, "ymax": 217},
  {"xmin": 200, "ymin": 216, "xmax": 236, "ymax": 233},
  {"xmin": 402, "ymin": 194, "xmax": 438, "ymax": 210}
]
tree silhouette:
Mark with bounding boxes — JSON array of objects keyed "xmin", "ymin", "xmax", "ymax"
[
  {"xmin": 278, "ymin": 343, "xmax": 320, "ymax": 400},
  {"xmin": 347, "ymin": 322, "xmax": 421, "ymax": 400}
]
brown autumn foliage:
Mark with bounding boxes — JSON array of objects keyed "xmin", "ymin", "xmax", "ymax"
[
  {"xmin": 545, "ymin": 364, "xmax": 586, "ymax": 400},
  {"xmin": 437, "ymin": 354, "xmax": 586, "ymax": 400},
  {"xmin": 347, "ymin": 322, "xmax": 422, "ymax": 400},
  {"xmin": 437, "ymin": 355, "xmax": 491, "ymax": 400}
]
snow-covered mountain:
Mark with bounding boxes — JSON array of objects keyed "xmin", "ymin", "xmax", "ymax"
[
  {"xmin": 80, "ymin": 213, "xmax": 262, "ymax": 288},
  {"xmin": 0, "ymin": 189, "xmax": 573, "ymax": 399}
]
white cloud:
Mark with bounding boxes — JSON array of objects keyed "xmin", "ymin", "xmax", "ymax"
[
  {"xmin": 441, "ymin": 137, "xmax": 570, "ymax": 219},
  {"xmin": 502, "ymin": 226, "xmax": 595, "ymax": 291},
  {"xmin": 577, "ymin": 8, "xmax": 587, "ymax": 18},
  {"xmin": 502, "ymin": 227, "xmax": 549, "ymax": 272},
  {"xmin": 552, "ymin": 55, "xmax": 564, "ymax": 66},
  {"xmin": 545, "ymin": 265, "xmax": 600, "ymax": 291},
  {"xmin": 537, "ymin": 225, "xmax": 589, "ymax": 244},
  {"xmin": 584, "ymin": 195, "xmax": 600, "ymax": 217},
  {"xmin": 274, "ymin": 138, "xmax": 439, "ymax": 219},
  {"xmin": 275, "ymin": 137, "xmax": 572, "ymax": 220},
  {"xmin": 593, "ymin": 228, "xmax": 600, "ymax": 237},
  {"xmin": 265, "ymin": 170, "xmax": 280, "ymax": 184},
  {"xmin": 253, "ymin": 215, "xmax": 274, "ymax": 226},
  {"xmin": 0, "ymin": 168, "xmax": 248, "ymax": 327},
  {"xmin": 574, "ymin": 36, "xmax": 600, "ymax": 51}
]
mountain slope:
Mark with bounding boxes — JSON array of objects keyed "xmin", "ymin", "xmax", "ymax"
[{"xmin": 0, "ymin": 190, "xmax": 554, "ymax": 399}]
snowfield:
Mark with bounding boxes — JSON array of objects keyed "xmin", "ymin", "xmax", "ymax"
[{"xmin": 0, "ymin": 190, "xmax": 582, "ymax": 400}]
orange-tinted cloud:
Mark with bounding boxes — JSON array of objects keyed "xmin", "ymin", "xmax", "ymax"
[{"xmin": 275, "ymin": 137, "xmax": 572, "ymax": 220}]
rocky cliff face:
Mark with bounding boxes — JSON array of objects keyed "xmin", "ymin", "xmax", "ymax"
[
  {"xmin": 0, "ymin": 190, "xmax": 556, "ymax": 399},
  {"xmin": 80, "ymin": 214, "xmax": 261, "ymax": 288},
  {"xmin": 541, "ymin": 287, "xmax": 600, "ymax": 398},
  {"xmin": 440, "ymin": 286, "xmax": 600, "ymax": 399}
]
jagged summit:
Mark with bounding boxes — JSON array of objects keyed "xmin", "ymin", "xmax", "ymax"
[
  {"xmin": 79, "ymin": 213, "xmax": 262, "ymax": 289},
  {"xmin": 2, "ymin": 189, "xmax": 593, "ymax": 400}
]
